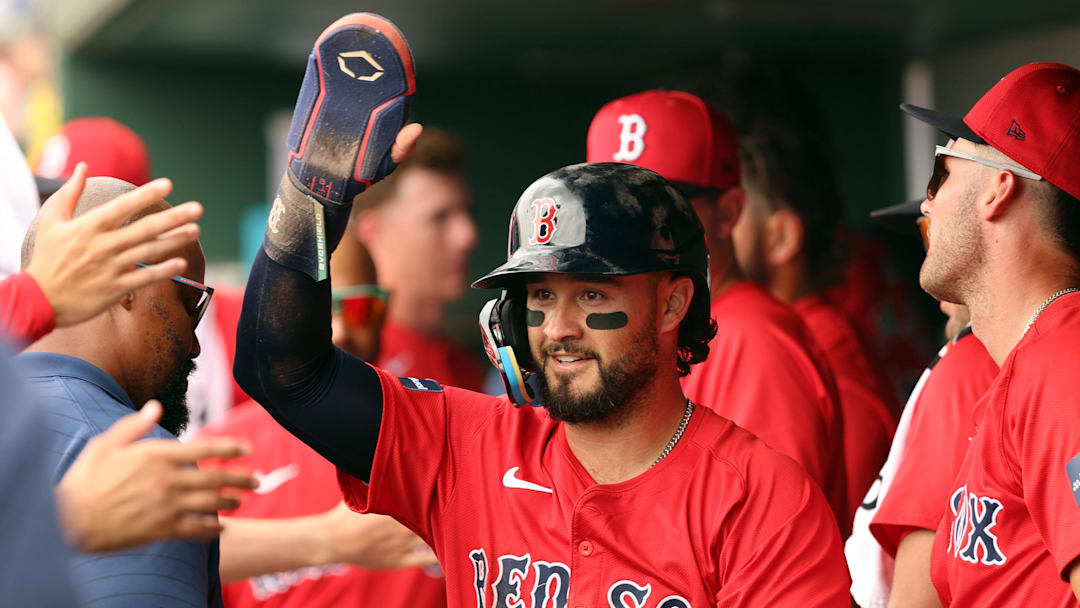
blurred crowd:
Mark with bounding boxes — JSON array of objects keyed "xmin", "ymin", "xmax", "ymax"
[{"xmin": 2, "ymin": 12, "xmax": 1080, "ymax": 608}]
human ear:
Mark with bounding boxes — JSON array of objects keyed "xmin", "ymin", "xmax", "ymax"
[
  {"xmin": 118, "ymin": 291, "xmax": 136, "ymax": 311},
  {"xmin": 714, "ymin": 187, "xmax": 747, "ymax": 239},
  {"xmin": 659, "ymin": 275, "xmax": 695, "ymax": 333},
  {"xmin": 983, "ymin": 170, "xmax": 1020, "ymax": 222},
  {"xmin": 763, "ymin": 210, "xmax": 804, "ymax": 267}
]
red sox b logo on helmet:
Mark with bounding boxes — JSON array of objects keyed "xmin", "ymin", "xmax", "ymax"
[{"xmin": 529, "ymin": 198, "xmax": 558, "ymax": 245}]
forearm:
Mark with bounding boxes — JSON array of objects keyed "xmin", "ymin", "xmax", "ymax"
[
  {"xmin": 234, "ymin": 248, "xmax": 383, "ymax": 480},
  {"xmin": 218, "ymin": 514, "xmax": 335, "ymax": 583},
  {"xmin": 888, "ymin": 529, "xmax": 941, "ymax": 608}
]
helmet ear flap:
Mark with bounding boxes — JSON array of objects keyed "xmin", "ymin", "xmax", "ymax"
[
  {"xmin": 498, "ymin": 289, "xmax": 535, "ymax": 371},
  {"xmin": 478, "ymin": 290, "xmax": 540, "ymax": 407}
]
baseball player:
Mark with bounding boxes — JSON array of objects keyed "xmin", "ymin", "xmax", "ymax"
[
  {"xmin": 585, "ymin": 90, "xmax": 850, "ymax": 535},
  {"xmin": 901, "ymin": 62, "xmax": 1080, "ymax": 604},
  {"xmin": 845, "ymin": 199, "xmax": 998, "ymax": 608},
  {"xmin": 732, "ymin": 124, "xmax": 901, "ymax": 512},
  {"xmin": 233, "ymin": 15, "xmax": 851, "ymax": 606}
]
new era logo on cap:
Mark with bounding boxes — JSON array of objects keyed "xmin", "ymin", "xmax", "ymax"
[
  {"xmin": 963, "ymin": 62, "xmax": 1080, "ymax": 199},
  {"xmin": 587, "ymin": 90, "xmax": 740, "ymax": 194},
  {"xmin": 1006, "ymin": 120, "xmax": 1026, "ymax": 141},
  {"xmin": 902, "ymin": 63, "xmax": 1080, "ymax": 200}
]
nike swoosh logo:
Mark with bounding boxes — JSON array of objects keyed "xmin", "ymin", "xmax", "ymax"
[
  {"xmin": 502, "ymin": 467, "xmax": 553, "ymax": 494},
  {"xmin": 253, "ymin": 464, "xmax": 300, "ymax": 495}
]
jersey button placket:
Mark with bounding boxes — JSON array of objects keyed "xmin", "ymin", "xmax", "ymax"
[{"xmin": 570, "ymin": 499, "xmax": 603, "ymax": 608}]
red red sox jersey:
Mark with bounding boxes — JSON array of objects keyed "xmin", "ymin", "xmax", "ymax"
[
  {"xmin": 846, "ymin": 327, "xmax": 996, "ymax": 607},
  {"xmin": 338, "ymin": 366, "xmax": 852, "ymax": 607},
  {"xmin": 681, "ymin": 281, "xmax": 850, "ymax": 535},
  {"xmin": 198, "ymin": 401, "xmax": 447, "ymax": 608},
  {"xmin": 794, "ymin": 294, "xmax": 900, "ymax": 514},
  {"xmin": 870, "ymin": 327, "xmax": 997, "ymax": 557},
  {"xmin": 931, "ymin": 293, "xmax": 1080, "ymax": 606}
]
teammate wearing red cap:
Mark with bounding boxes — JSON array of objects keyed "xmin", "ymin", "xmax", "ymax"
[
  {"xmin": 902, "ymin": 62, "xmax": 1080, "ymax": 604},
  {"xmin": 233, "ymin": 17, "xmax": 851, "ymax": 604},
  {"xmin": 586, "ymin": 90, "xmax": 850, "ymax": 534},
  {"xmin": 731, "ymin": 124, "xmax": 901, "ymax": 514}
]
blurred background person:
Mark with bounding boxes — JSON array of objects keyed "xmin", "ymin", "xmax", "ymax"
[
  {"xmin": 732, "ymin": 122, "xmax": 900, "ymax": 512},
  {"xmin": 199, "ymin": 226, "xmax": 444, "ymax": 608},
  {"xmin": 0, "ymin": 112, "xmax": 40, "ymax": 276},
  {"xmin": 587, "ymin": 90, "xmax": 850, "ymax": 535},
  {"xmin": 35, "ymin": 116, "xmax": 151, "ymax": 186},
  {"xmin": 352, "ymin": 127, "xmax": 485, "ymax": 391}
]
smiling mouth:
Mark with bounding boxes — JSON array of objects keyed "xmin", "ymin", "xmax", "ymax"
[{"xmin": 547, "ymin": 353, "xmax": 594, "ymax": 370}]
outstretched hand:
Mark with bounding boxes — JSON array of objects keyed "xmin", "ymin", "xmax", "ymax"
[
  {"xmin": 320, "ymin": 501, "xmax": 437, "ymax": 570},
  {"xmin": 24, "ymin": 163, "xmax": 205, "ymax": 328},
  {"xmin": 55, "ymin": 400, "xmax": 257, "ymax": 553}
]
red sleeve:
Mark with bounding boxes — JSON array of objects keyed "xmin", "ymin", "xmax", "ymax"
[
  {"xmin": 337, "ymin": 366, "xmax": 502, "ymax": 544},
  {"xmin": 870, "ymin": 336, "xmax": 998, "ymax": 556},
  {"xmin": 1006, "ymin": 349, "xmax": 1080, "ymax": 579},
  {"xmin": 715, "ymin": 447, "xmax": 851, "ymax": 606},
  {"xmin": 0, "ymin": 272, "xmax": 55, "ymax": 346}
]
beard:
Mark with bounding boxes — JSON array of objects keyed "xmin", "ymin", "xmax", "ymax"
[
  {"xmin": 919, "ymin": 184, "xmax": 984, "ymax": 305},
  {"xmin": 536, "ymin": 321, "xmax": 658, "ymax": 425},
  {"xmin": 152, "ymin": 356, "xmax": 195, "ymax": 436}
]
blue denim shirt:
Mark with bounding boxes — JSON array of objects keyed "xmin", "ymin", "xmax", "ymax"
[{"xmin": 17, "ymin": 352, "xmax": 223, "ymax": 608}]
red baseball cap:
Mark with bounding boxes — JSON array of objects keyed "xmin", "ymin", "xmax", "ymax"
[
  {"xmin": 34, "ymin": 117, "xmax": 151, "ymax": 186},
  {"xmin": 901, "ymin": 62, "xmax": 1080, "ymax": 200},
  {"xmin": 587, "ymin": 90, "xmax": 739, "ymax": 195}
]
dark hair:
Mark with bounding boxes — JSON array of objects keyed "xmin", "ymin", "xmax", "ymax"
[
  {"xmin": 1042, "ymin": 183, "xmax": 1080, "ymax": 262},
  {"xmin": 738, "ymin": 123, "xmax": 848, "ymax": 290},
  {"xmin": 353, "ymin": 126, "xmax": 467, "ymax": 212},
  {"xmin": 676, "ymin": 275, "xmax": 717, "ymax": 377}
]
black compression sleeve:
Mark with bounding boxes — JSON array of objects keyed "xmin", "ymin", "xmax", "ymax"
[{"xmin": 234, "ymin": 247, "xmax": 382, "ymax": 481}]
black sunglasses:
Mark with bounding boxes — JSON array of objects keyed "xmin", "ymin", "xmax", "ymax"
[{"xmin": 135, "ymin": 263, "xmax": 215, "ymax": 329}]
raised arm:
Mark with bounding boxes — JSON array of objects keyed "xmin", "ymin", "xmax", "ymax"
[
  {"xmin": 234, "ymin": 249, "xmax": 384, "ymax": 480},
  {"xmin": 233, "ymin": 13, "xmax": 420, "ymax": 482}
]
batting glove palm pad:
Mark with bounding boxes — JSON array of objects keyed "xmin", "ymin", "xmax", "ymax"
[{"xmin": 264, "ymin": 13, "xmax": 415, "ymax": 281}]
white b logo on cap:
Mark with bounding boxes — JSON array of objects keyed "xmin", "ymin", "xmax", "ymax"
[{"xmin": 613, "ymin": 114, "xmax": 647, "ymax": 162}]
